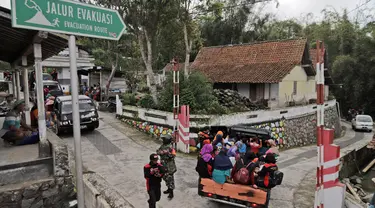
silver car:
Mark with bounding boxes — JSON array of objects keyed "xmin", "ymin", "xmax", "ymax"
[{"xmin": 352, "ymin": 115, "xmax": 373, "ymax": 132}]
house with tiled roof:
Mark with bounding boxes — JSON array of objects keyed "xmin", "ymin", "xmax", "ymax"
[{"xmin": 191, "ymin": 39, "xmax": 330, "ymax": 108}]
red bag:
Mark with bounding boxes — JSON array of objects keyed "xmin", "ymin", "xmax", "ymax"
[{"xmin": 233, "ymin": 159, "xmax": 252, "ymax": 185}]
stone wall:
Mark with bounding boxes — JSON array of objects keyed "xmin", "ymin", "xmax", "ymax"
[
  {"xmin": 121, "ymin": 118, "xmax": 173, "ymax": 138},
  {"xmin": 0, "ymin": 177, "xmax": 74, "ymax": 208},
  {"xmin": 118, "ymin": 103, "xmax": 341, "ymax": 150},
  {"xmin": 283, "ymin": 106, "xmax": 341, "ymax": 148},
  {"xmin": 0, "ymin": 130, "xmax": 75, "ymax": 208},
  {"xmin": 250, "ymin": 119, "xmax": 287, "ymax": 147}
]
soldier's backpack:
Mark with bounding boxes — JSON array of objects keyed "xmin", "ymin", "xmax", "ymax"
[
  {"xmin": 233, "ymin": 159, "xmax": 252, "ymax": 185},
  {"xmin": 269, "ymin": 170, "xmax": 284, "ymax": 188}
]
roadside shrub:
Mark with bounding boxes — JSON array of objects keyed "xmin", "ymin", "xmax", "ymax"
[
  {"xmin": 138, "ymin": 94, "xmax": 156, "ymax": 109},
  {"xmin": 122, "ymin": 93, "xmax": 137, "ymax": 106},
  {"xmin": 158, "ymin": 71, "xmax": 221, "ymax": 114}
]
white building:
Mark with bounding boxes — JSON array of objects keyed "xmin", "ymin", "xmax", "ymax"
[{"xmin": 41, "ymin": 47, "xmax": 95, "ymax": 93}]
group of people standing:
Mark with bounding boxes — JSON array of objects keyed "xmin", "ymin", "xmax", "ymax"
[
  {"xmin": 196, "ymin": 131, "xmax": 280, "ymax": 190},
  {"xmin": 144, "ymin": 135, "xmax": 177, "ymax": 208},
  {"xmin": 347, "ymin": 108, "xmax": 364, "ymax": 121},
  {"xmin": 81, "ymin": 82, "xmax": 101, "ymax": 101}
]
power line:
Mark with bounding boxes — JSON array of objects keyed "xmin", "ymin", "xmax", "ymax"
[{"xmin": 347, "ymin": 0, "xmax": 372, "ymax": 14}]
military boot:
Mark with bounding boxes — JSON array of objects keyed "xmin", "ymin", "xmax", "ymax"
[
  {"xmin": 163, "ymin": 189, "xmax": 170, "ymax": 194},
  {"xmin": 168, "ymin": 189, "xmax": 174, "ymax": 199}
]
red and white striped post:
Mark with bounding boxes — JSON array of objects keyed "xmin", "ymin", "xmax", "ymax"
[
  {"xmin": 172, "ymin": 58, "xmax": 180, "ymax": 149},
  {"xmin": 315, "ymin": 40, "xmax": 325, "ymax": 208},
  {"xmin": 178, "ymin": 105, "xmax": 190, "ymax": 153},
  {"xmin": 314, "ymin": 41, "xmax": 345, "ymax": 208}
]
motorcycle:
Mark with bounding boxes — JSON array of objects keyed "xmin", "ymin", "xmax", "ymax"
[
  {"xmin": 0, "ymin": 106, "xmax": 10, "ymax": 117},
  {"xmin": 107, "ymin": 98, "xmax": 116, "ymax": 113}
]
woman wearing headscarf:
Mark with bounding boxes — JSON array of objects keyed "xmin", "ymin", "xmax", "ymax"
[
  {"xmin": 231, "ymin": 151, "xmax": 259, "ymax": 186},
  {"xmin": 195, "ymin": 144, "xmax": 214, "ymax": 178},
  {"xmin": 212, "ymin": 148, "xmax": 233, "ymax": 184},
  {"xmin": 250, "ymin": 137, "xmax": 263, "ymax": 157},
  {"xmin": 265, "ymin": 139, "xmax": 280, "ymax": 159},
  {"xmin": 212, "ymin": 131, "xmax": 223, "ymax": 147}
]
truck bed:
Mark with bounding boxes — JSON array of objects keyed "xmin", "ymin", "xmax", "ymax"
[{"xmin": 198, "ymin": 178, "xmax": 269, "ymax": 207}]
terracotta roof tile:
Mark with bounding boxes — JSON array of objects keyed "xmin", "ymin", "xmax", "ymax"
[{"xmin": 191, "ymin": 39, "xmax": 308, "ymax": 83}]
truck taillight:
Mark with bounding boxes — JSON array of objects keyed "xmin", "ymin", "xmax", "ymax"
[
  {"xmin": 251, "ymin": 204, "xmax": 258, "ymax": 207},
  {"xmin": 207, "ymin": 193, "xmax": 212, "ymax": 197}
]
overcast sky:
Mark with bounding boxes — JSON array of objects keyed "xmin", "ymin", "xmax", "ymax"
[
  {"xmin": 0, "ymin": 0, "xmax": 372, "ymax": 21},
  {"xmin": 271, "ymin": 0, "xmax": 365, "ymax": 18}
]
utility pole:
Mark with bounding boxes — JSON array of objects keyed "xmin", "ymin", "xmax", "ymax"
[
  {"xmin": 314, "ymin": 41, "xmax": 345, "ymax": 208},
  {"xmin": 315, "ymin": 40, "xmax": 325, "ymax": 208},
  {"xmin": 172, "ymin": 58, "xmax": 180, "ymax": 149}
]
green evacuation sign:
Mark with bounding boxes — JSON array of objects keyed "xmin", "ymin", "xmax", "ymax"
[{"xmin": 11, "ymin": 0, "xmax": 126, "ymax": 40}]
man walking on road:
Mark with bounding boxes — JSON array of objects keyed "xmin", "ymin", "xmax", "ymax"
[
  {"xmin": 157, "ymin": 134, "xmax": 177, "ymax": 199},
  {"xmin": 144, "ymin": 153, "xmax": 166, "ymax": 208}
]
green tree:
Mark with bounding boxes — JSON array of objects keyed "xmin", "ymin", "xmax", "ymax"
[
  {"xmin": 158, "ymin": 71, "xmax": 223, "ymax": 114},
  {"xmin": 79, "ymin": 33, "xmax": 138, "ymax": 97}
]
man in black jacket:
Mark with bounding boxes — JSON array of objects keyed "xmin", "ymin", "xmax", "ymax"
[{"xmin": 144, "ymin": 153, "xmax": 166, "ymax": 208}]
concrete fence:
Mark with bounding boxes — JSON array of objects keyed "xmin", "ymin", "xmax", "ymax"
[{"xmin": 116, "ymin": 96, "xmax": 337, "ymax": 128}]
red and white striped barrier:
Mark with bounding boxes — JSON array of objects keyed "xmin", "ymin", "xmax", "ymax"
[
  {"xmin": 314, "ymin": 41, "xmax": 345, "ymax": 208},
  {"xmin": 177, "ymin": 105, "xmax": 190, "ymax": 153}
]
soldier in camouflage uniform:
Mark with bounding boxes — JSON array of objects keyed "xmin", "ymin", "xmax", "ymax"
[{"xmin": 157, "ymin": 134, "xmax": 177, "ymax": 199}]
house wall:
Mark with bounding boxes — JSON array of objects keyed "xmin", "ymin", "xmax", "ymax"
[
  {"xmin": 325, "ymin": 85, "xmax": 329, "ymax": 100},
  {"xmin": 236, "ymin": 83, "xmax": 278, "ymax": 100},
  {"xmin": 278, "ymin": 66, "xmax": 316, "ymax": 105},
  {"xmin": 237, "ymin": 83, "xmax": 250, "ymax": 98},
  {"xmin": 264, "ymin": 84, "xmax": 270, "ymax": 99},
  {"xmin": 270, "ymin": 83, "xmax": 279, "ymax": 100},
  {"xmin": 57, "ymin": 68, "xmax": 88, "ymax": 93}
]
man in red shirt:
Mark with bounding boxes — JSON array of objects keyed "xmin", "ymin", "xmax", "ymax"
[{"xmin": 144, "ymin": 154, "xmax": 166, "ymax": 208}]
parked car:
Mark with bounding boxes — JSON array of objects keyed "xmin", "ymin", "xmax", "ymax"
[
  {"xmin": 53, "ymin": 95, "xmax": 99, "ymax": 135},
  {"xmin": 352, "ymin": 115, "xmax": 373, "ymax": 132},
  {"xmin": 31, "ymin": 80, "xmax": 64, "ymax": 102}
]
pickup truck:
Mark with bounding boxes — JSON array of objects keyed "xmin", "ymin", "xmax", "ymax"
[{"xmin": 198, "ymin": 126, "xmax": 275, "ymax": 207}]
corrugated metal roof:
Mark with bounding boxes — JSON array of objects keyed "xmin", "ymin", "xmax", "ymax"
[{"xmin": 0, "ymin": 7, "xmax": 68, "ymax": 66}]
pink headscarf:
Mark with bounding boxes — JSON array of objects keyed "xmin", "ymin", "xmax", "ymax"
[{"xmin": 200, "ymin": 144, "xmax": 213, "ymax": 162}]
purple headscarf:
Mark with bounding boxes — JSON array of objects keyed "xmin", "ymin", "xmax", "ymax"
[{"xmin": 200, "ymin": 144, "xmax": 213, "ymax": 162}]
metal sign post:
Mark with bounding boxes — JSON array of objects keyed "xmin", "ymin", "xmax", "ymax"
[
  {"xmin": 69, "ymin": 35, "xmax": 84, "ymax": 208},
  {"xmin": 11, "ymin": 1, "xmax": 126, "ymax": 207},
  {"xmin": 11, "ymin": 0, "xmax": 126, "ymax": 40}
]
